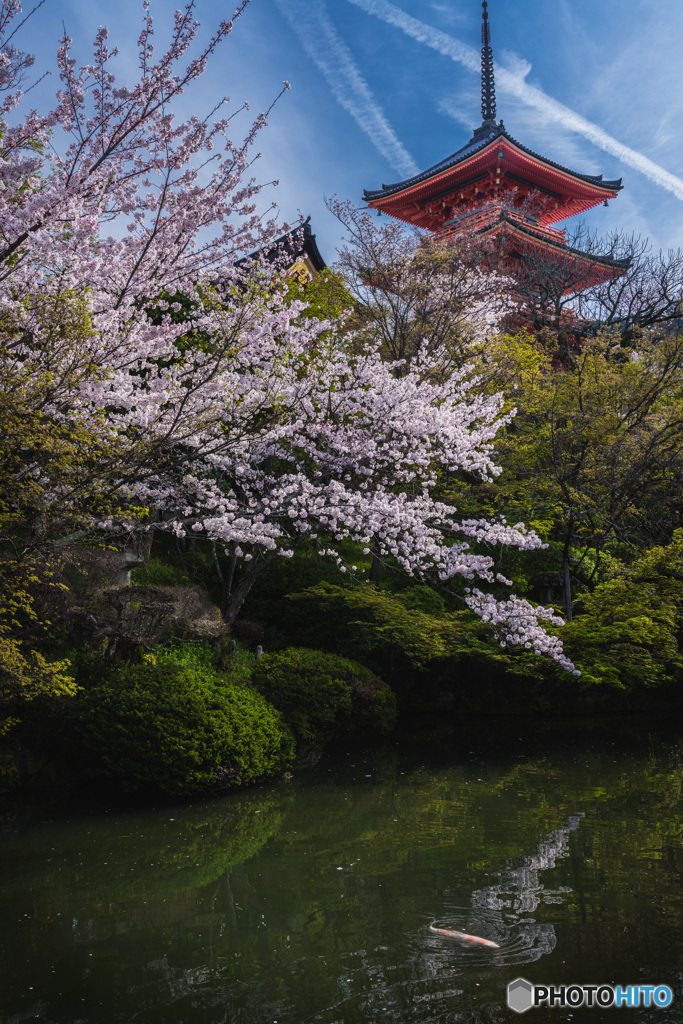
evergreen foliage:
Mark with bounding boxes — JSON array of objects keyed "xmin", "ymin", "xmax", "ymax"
[
  {"xmin": 77, "ymin": 659, "xmax": 294, "ymax": 795},
  {"xmin": 564, "ymin": 532, "xmax": 683, "ymax": 689},
  {"xmin": 252, "ymin": 647, "xmax": 397, "ymax": 745}
]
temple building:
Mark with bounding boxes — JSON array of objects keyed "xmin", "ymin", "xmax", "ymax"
[
  {"xmin": 276, "ymin": 216, "xmax": 327, "ymax": 282},
  {"xmin": 239, "ymin": 216, "xmax": 327, "ymax": 281},
  {"xmin": 363, "ymin": 2, "xmax": 628, "ymax": 289}
]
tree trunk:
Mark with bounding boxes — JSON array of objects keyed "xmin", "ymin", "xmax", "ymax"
[
  {"xmin": 220, "ymin": 551, "xmax": 280, "ymax": 627},
  {"xmin": 563, "ymin": 557, "xmax": 572, "ymax": 623},
  {"xmin": 370, "ymin": 539, "xmax": 381, "ymax": 586},
  {"xmin": 216, "ymin": 536, "xmax": 308, "ymax": 627},
  {"xmin": 561, "ymin": 523, "xmax": 574, "ymax": 622}
]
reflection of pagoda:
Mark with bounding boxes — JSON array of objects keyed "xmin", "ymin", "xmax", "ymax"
[{"xmin": 364, "ymin": 2, "xmax": 627, "ymax": 289}]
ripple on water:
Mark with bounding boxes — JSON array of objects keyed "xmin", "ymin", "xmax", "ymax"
[{"xmin": 301, "ymin": 916, "xmax": 557, "ymax": 1024}]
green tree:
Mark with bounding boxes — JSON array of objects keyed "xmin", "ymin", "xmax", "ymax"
[
  {"xmin": 563, "ymin": 531, "xmax": 683, "ymax": 688},
  {"xmin": 466, "ymin": 329, "xmax": 683, "ymax": 594}
]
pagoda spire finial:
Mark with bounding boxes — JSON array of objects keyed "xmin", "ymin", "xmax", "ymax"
[{"xmin": 480, "ymin": 1, "xmax": 497, "ymax": 123}]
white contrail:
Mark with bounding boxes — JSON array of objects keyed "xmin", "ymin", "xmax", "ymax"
[
  {"xmin": 345, "ymin": 0, "xmax": 683, "ymax": 202},
  {"xmin": 273, "ymin": 0, "xmax": 419, "ymax": 179}
]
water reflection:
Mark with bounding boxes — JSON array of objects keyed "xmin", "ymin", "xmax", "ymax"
[
  {"xmin": 463, "ymin": 812, "xmax": 584, "ymax": 963},
  {"xmin": 0, "ymin": 721, "xmax": 682, "ymax": 1023}
]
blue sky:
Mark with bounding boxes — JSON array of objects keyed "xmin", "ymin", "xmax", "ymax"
[{"xmin": 21, "ymin": 0, "xmax": 683, "ymax": 264}]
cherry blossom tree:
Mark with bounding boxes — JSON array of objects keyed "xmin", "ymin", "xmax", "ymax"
[
  {"xmin": 1, "ymin": 0, "xmax": 287, "ymax": 542},
  {"xmin": 0, "ymin": 0, "xmax": 575, "ymax": 673}
]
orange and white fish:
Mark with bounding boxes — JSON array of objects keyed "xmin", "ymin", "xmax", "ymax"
[{"xmin": 428, "ymin": 924, "xmax": 500, "ymax": 949}]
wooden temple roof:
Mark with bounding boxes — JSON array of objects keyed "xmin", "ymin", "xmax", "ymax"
[
  {"xmin": 449, "ymin": 206, "xmax": 630, "ymax": 287},
  {"xmin": 364, "ymin": 2, "xmax": 624, "ymax": 239},
  {"xmin": 237, "ymin": 216, "xmax": 327, "ymax": 278},
  {"xmin": 365, "ymin": 122, "xmax": 623, "ymax": 204},
  {"xmin": 364, "ymin": 122, "xmax": 623, "ymax": 230}
]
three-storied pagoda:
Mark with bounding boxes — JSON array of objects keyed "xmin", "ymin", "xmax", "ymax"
[{"xmin": 363, "ymin": 2, "xmax": 627, "ymax": 288}]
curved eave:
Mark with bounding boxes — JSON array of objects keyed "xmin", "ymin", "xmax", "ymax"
[
  {"xmin": 236, "ymin": 216, "xmax": 327, "ymax": 275},
  {"xmin": 364, "ymin": 129, "xmax": 622, "ymax": 228},
  {"xmin": 364, "ymin": 129, "xmax": 502, "ymax": 199},
  {"xmin": 507, "ymin": 129, "xmax": 622, "ymax": 192},
  {"xmin": 301, "ymin": 226, "xmax": 327, "ymax": 275},
  {"xmin": 365, "ymin": 125, "xmax": 622, "ymax": 202},
  {"xmin": 477, "ymin": 216, "xmax": 629, "ymax": 273}
]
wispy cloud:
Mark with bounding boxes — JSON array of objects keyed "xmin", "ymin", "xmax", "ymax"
[
  {"xmin": 428, "ymin": 3, "xmax": 467, "ymax": 26},
  {"xmin": 345, "ymin": 0, "xmax": 683, "ymax": 202},
  {"xmin": 344, "ymin": 0, "xmax": 480, "ymax": 70},
  {"xmin": 272, "ymin": 0, "xmax": 419, "ymax": 179}
]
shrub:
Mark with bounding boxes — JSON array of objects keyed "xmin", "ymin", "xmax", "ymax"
[
  {"xmin": 252, "ymin": 647, "xmax": 397, "ymax": 745},
  {"xmin": 155, "ymin": 641, "xmax": 257, "ymax": 684},
  {"xmin": 283, "ymin": 583, "xmax": 470, "ymax": 669},
  {"xmin": 77, "ymin": 661, "xmax": 294, "ymax": 795},
  {"xmin": 154, "ymin": 641, "xmax": 217, "ymax": 670},
  {"xmin": 130, "ymin": 556, "xmax": 190, "ymax": 587},
  {"xmin": 400, "ymin": 585, "xmax": 446, "ymax": 616}
]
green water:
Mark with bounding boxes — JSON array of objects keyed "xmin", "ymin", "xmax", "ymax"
[{"xmin": 1, "ymin": 719, "xmax": 682, "ymax": 1023}]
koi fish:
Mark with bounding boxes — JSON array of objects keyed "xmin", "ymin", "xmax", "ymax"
[{"xmin": 428, "ymin": 924, "xmax": 500, "ymax": 948}]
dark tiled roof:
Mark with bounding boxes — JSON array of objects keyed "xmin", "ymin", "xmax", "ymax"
[
  {"xmin": 364, "ymin": 122, "xmax": 623, "ymax": 202},
  {"xmin": 236, "ymin": 216, "xmax": 327, "ymax": 274},
  {"xmin": 296, "ymin": 217, "xmax": 327, "ymax": 274},
  {"xmin": 475, "ymin": 209, "xmax": 631, "ymax": 269}
]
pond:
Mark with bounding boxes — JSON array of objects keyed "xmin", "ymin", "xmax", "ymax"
[{"xmin": 1, "ymin": 717, "xmax": 682, "ymax": 1023}]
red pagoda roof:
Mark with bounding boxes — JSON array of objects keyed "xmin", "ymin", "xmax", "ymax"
[
  {"xmin": 440, "ymin": 204, "xmax": 629, "ymax": 289},
  {"xmin": 364, "ymin": 1, "xmax": 624, "ymax": 245},
  {"xmin": 364, "ymin": 122, "xmax": 622, "ymax": 230}
]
